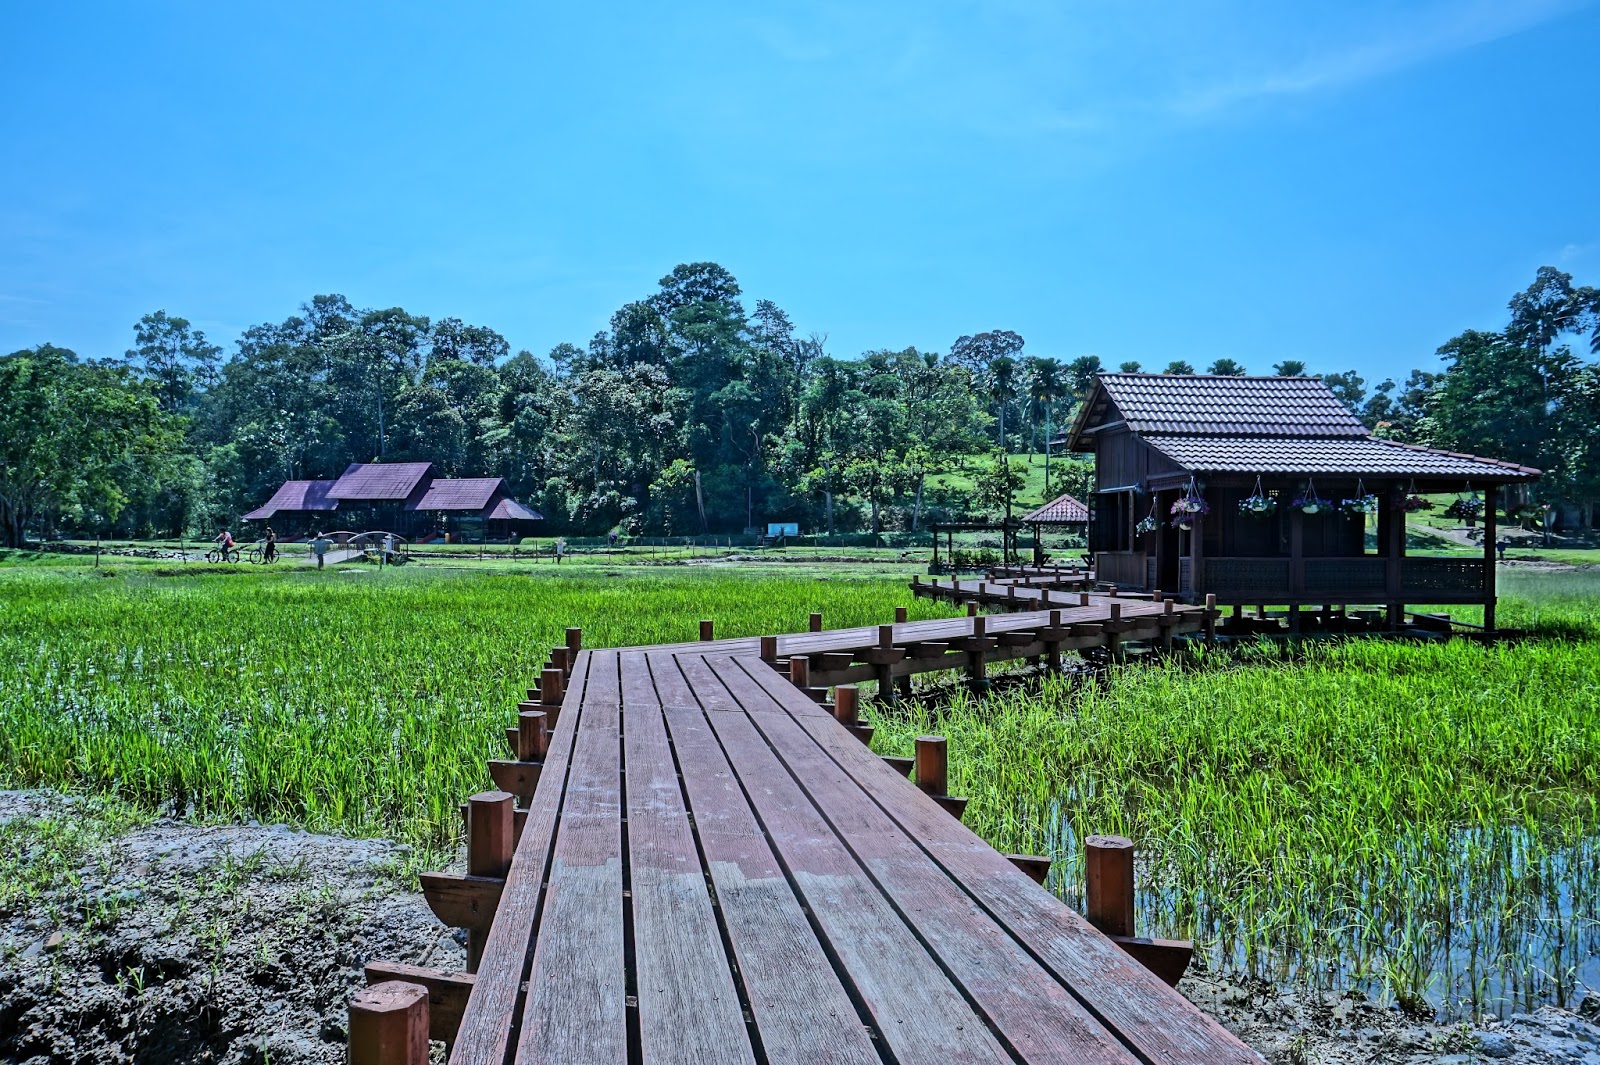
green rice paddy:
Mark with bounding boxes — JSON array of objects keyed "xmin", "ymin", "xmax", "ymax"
[{"xmin": 0, "ymin": 561, "xmax": 1595, "ymax": 1020}]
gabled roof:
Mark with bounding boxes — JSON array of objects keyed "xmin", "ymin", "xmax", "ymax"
[
  {"xmin": 1019, "ymin": 493, "xmax": 1089, "ymax": 524},
  {"xmin": 241, "ymin": 479, "xmax": 339, "ymax": 520},
  {"xmin": 1068, "ymin": 374, "xmax": 1367, "ymax": 448},
  {"xmin": 327, "ymin": 462, "xmax": 434, "ymax": 501},
  {"xmin": 486, "ymin": 498, "xmax": 543, "ymax": 521},
  {"xmin": 408, "ymin": 477, "xmax": 504, "ymax": 512},
  {"xmin": 1144, "ymin": 436, "xmax": 1541, "ymax": 481}
]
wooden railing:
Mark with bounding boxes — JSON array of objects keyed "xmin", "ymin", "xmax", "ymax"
[{"xmin": 1197, "ymin": 555, "xmax": 1486, "ymax": 603}]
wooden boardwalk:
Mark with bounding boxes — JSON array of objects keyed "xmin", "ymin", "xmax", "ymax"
[{"xmin": 355, "ymin": 596, "xmax": 1257, "ymax": 1065}]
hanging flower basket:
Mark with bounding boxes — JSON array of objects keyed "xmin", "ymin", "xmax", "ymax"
[
  {"xmin": 1291, "ymin": 479, "xmax": 1328, "ymax": 515},
  {"xmin": 1169, "ymin": 490, "xmax": 1209, "ymax": 530},
  {"xmin": 1341, "ymin": 481, "xmax": 1378, "ymax": 517},
  {"xmin": 1444, "ymin": 496, "xmax": 1484, "ymax": 521},
  {"xmin": 1397, "ymin": 494, "xmax": 1435, "ymax": 513},
  {"xmin": 1239, "ymin": 477, "xmax": 1276, "ymax": 517},
  {"xmin": 1136, "ymin": 514, "xmax": 1161, "ymax": 536}
]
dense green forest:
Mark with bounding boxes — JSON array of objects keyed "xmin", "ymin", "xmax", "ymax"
[{"xmin": 3, "ymin": 263, "xmax": 1599, "ymax": 547}]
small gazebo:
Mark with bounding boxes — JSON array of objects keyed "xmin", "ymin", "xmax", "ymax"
[{"xmin": 1018, "ymin": 493, "xmax": 1089, "ymax": 566}]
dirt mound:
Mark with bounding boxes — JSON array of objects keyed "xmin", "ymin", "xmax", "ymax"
[{"xmin": 0, "ymin": 792, "xmax": 461, "ymax": 1064}]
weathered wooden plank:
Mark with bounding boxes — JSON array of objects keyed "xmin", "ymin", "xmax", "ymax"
[
  {"xmin": 785, "ymin": 698, "xmax": 1260, "ymax": 1064},
  {"xmin": 450, "ymin": 650, "xmax": 593, "ymax": 1065},
  {"xmin": 657, "ymin": 698, "xmax": 884, "ymax": 1064},
  {"xmin": 723, "ymin": 662, "xmax": 1141, "ymax": 1064},
  {"xmin": 698, "ymin": 700, "xmax": 1009, "ymax": 1062},
  {"xmin": 515, "ymin": 651, "xmax": 627, "ymax": 1065},
  {"xmin": 619, "ymin": 651, "xmax": 757, "ymax": 1065}
]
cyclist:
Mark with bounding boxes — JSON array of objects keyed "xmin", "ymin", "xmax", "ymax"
[
  {"xmin": 215, "ymin": 528, "xmax": 236, "ymax": 561},
  {"xmin": 264, "ymin": 527, "xmax": 278, "ymax": 563}
]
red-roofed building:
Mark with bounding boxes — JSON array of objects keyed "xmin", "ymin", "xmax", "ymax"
[
  {"xmin": 241, "ymin": 480, "xmax": 340, "ymax": 525},
  {"xmin": 1067, "ymin": 373, "xmax": 1540, "ymax": 630},
  {"xmin": 245, "ymin": 464, "xmax": 542, "ymax": 540}
]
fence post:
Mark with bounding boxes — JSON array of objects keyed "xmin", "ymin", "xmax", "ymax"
[
  {"xmin": 1085, "ymin": 835, "xmax": 1135, "ymax": 938},
  {"xmin": 914, "ymin": 736, "xmax": 947, "ymax": 796},
  {"xmin": 349, "ymin": 981, "xmax": 430, "ymax": 1065}
]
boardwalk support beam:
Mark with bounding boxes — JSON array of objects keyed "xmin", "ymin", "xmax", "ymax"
[{"xmin": 364, "ymin": 961, "xmax": 476, "ymax": 1045}]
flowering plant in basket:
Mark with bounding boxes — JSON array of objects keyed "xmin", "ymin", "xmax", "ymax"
[
  {"xmin": 1397, "ymin": 494, "xmax": 1434, "ymax": 513},
  {"xmin": 1136, "ymin": 515, "xmax": 1161, "ymax": 535},
  {"xmin": 1291, "ymin": 492, "xmax": 1326, "ymax": 515},
  {"xmin": 1342, "ymin": 494, "xmax": 1379, "ymax": 517},
  {"xmin": 1239, "ymin": 495, "xmax": 1276, "ymax": 516}
]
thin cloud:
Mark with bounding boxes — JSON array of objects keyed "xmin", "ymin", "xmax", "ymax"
[{"xmin": 1167, "ymin": 0, "xmax": 1585, "ymax": 117}]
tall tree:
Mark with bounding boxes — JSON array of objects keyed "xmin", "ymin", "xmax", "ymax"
[
  {"xmin": 1207, "ymin": 358, "xmax": 1247, "ymax": 376},
  {"xmin": 0, "ymin": 346, "xmax": 177, "ymax": 546},
  {"xmin": 124, "ymin": 310, "xmax": 222, "ymax": 413},
  {"xmin": 1272, "ymin": 359, "xmax": 1308, "ymax": 376}
]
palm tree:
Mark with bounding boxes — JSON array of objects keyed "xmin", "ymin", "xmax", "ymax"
[
  {"xmin": 1026, "ymin": 357, "xmax": 1066, "ymax": 494},
  {"xmin": 987, "ymin": 355, "xmax": 1019, "ymax": 451}
]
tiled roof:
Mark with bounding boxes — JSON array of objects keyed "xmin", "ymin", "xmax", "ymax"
[
  {"xmin": 241, "ymin": 479, "xmax": 339, "ymax": 520},
  {"xmin": 1144, "ymin": 436, "xmax": 1541, "ymax": 480},
  {"xmin": 327, "ymin": 462, "xmax": 433, "ymax": 501},
  {"xmin": 1019, "ymin": 493, "xmax": 1089, "ymax": 524},
  {"xmin": 1084, "ymin": 374, "xmax": 1369, "ymax": 439},
  {"xmin": 408, "ymin": 477, "xmax": 504, "ymax": 512},
  {"xmin": 486, "ymin": 498, "xmax": 543, "ymax": 521}
]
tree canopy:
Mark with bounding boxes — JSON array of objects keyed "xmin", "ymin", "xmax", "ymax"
[{"xmin": 5, "ymin": 263, "xmax": 1598, "ymax": 542}]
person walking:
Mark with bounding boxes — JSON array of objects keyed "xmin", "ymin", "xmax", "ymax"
[{"xmin": 311, "ymin": 530, "xmax": 331, "ymax": 569}]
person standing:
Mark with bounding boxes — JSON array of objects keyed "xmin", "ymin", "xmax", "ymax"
[
  {"xmin": 311, "ymin": 530, "xmax": 331, "ymax": 569},
  {"xmin": 264, "ymin": 527, "xmax": 278, "ymax": 563}
]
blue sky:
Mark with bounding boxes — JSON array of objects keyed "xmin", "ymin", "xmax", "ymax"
[{"xmin": 3, "ymin": 1, "xmax": 1597, "ymax": 382}]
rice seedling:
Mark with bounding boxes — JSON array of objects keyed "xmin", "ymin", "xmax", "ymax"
[
  {"xmin": 870, "ymin": 571, "xmax": 1600, "ymax": 1020},
  {"xmin": 0, "ymin": 565, "xmax": 953, "ymax": 867}
]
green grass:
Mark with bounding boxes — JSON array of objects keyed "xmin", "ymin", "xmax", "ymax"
[
  {"xmin": 0, "ymin": 565, "xmax": 955, "ymax": 866},
  {"xmin": 0, "ymin": 559, "xmax": 1595, "ymax": 1020},
  {"xmin": 927, "ymin": 451, "xmax": 1087, "ymax": 509}
]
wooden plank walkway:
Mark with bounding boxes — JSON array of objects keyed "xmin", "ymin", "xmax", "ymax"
[
  {"xmin": 442, "ymin": 645, "xmax": 1257, "ymax": 1064},
  {"xmin": 361, "ymin": 594, "xmax": 1254, "ymax": 1064}
]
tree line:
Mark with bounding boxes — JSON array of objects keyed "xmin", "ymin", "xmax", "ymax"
[{"xmin": 3, "ymin": 263, "xmax": 1598, "ymax": 548}]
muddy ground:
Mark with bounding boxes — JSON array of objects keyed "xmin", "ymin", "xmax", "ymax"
[{"xmin": 1, "ymin": 790, "xmax": 1595, "ymax": 1064}]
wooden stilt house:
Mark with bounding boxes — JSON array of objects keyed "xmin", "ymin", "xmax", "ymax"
[{"xmin": 1066, "ymin": 374, "xmax": 1541, "ymax": 630}]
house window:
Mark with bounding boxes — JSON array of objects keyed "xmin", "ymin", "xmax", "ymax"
[{"xmin": 1092, "ymin": 490, "xmax": 1134, "ymax": 552}]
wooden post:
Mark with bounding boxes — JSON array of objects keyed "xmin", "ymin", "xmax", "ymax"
[
  {"xmin": 914, "ymin": 735, "xmax": 947, "ymax": 796},
  {"xmin": 540, "ymin": 668, "xmax": 564, "ymax": 708},
  {"xmin": 894, "ymin": 606, "xmax": 908, "ymax": 624},
  {"xmin": 788, "ymin": 656, "xmax": 810, "ymax": 689},
  {"xmin": 1483, "ymin": 492, "xmax": 1498, "ymax": 631},
  {"xmin": 759, "ymin": 635, "xmax": 778, "ymax": 665},
  {"xmin": 1079, "ymin": 591, "xmax": 1090, "ymax": 606},
  {"xmin": 874, "ymin": 624, "xmax": 896, "ymax": 702},
  {"xmin": 833, "ymin": 685, "xmax": 859, "ymax": 726},
  {"xmin": 966, "ymin": 602, "xmax": 978, "ymax": 617},
  {"xmin": 466, "ymin": 791, "xmax": 514, "ymax": 971},
  {"xmin": 809, "ymin": 612, "xmax": 823, "ymax": 633},
  {"xmin": 517, "ymin": 710, "xmax": 547, "ymax": 762},
  {"xmin": 968, "ymin": 616, "xmax": 987, "ymax": 689},
  {"xmin": 1106, "ymin": 602, "xmax": 1123, "ymax": 660},
  {"xmin": 699, "ymin": 619, "xmax": 714, "ymax": 642},
  {"xmin": 550, "ymin": 646, "xmax": 570, "ymax": 678},
  {"xmin": 1204, "ymin": 593, "xmax": 1217, "ymax": 643},
  {"xmin": 349, "ymin": 980, "xmax": 430, "ymax": 1065},
  {"xmin": 1084, "ymin": 834, "xmax": 1135, "ymax": 938},
  {"xmin": 565, "ymin": 627, "xmax": 583, "ymax": 657}
]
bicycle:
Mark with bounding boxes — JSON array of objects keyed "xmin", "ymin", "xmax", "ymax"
[
  {"xmin": 247, "ymin": 545, "xmax": 279, "ymax": 565},
  {"xmin": 206, "ymin": 545, "xmax": 242, "ymax": 563}
]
